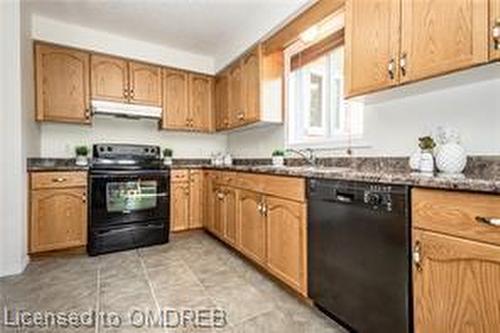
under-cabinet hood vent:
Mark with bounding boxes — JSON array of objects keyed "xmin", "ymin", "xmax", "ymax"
[{"xmin": 91, "ymin": 100, "xmax": 162, "ymax": 120}]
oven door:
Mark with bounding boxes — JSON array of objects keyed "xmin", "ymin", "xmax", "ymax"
[{"xmin": 90, "ymin": 170, "xmax": 169, "ymax": 229}]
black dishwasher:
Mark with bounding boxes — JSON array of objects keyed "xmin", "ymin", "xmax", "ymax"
[{"xmin": 308, "ymin": 179, "xmax": 412, "ymax": 333}]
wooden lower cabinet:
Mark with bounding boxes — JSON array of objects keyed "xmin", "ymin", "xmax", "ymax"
[
  {"xmin": 170, "ymin": 180, "xmax": 190, "ymax": 232},
  {"xmin": 266, "ymin": 197, "xmax": 307, "ymax": 296},
  {"xmin": 237, "ymin": 189, "xmax": 267, "ymax": 265},
  {"xmin": 170, "ymin": 169, "xmax": 203, "ymax": 232},
  {"xmin": 213, "ymin": 186, "xmax": 238, "ymax": 246},
  {"xmin": 189, "ymin": 170, "xmax": 203, "ymax": 229},
  {"xmin": 29, "ymin": 172, "xmax": 87, "ymax": 253},
  {"xmin": 413, "ymin": 229, "xmax": 500, "ymax": 332}
]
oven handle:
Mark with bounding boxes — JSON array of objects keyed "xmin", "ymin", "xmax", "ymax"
[
  {"xmin": 96, "ymin": 224, "xmax": 162, "ymax": 236},
  {"xmin": 90, "ymin": 170, "xmax": 169, "ymax": 177}
]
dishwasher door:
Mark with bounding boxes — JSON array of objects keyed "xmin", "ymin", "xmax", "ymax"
[{"xmin": 307, "ymin": 179, "xmax": 411, "ymax": 333}]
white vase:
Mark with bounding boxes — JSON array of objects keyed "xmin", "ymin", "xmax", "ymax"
[
  {"xmin": 163, "ymin": 157, "xmax": 173, "ymax": 166},
  {"xmin": 75, "ymin": 155, "xmax": 88, "ymax": 166},
  {"xmin": 409, "ymin": 150, "xmax": 422, "ymax": 171},
  {"xmin": 272, "ymin": 156, "xmax": 284, "ymax": 166},
  {"xmin": 419, "ymin": 152, "xmax": 434, "ymax": 173},
  {"xmin": 436, "ymin": 143, "xmax": 466, "ymax": 174}
]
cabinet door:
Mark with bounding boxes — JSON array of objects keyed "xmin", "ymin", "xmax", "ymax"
[
  {"xmin": 189, "ymin": 74, "xmax": 213, "ymax": 132},
  {"xmin": 266, "ymin": 197, "xmax": 307, "ymax": 295},
  {"xmin": 35, "ymin": 44, "xmax": 90, "ymax": 123},
  {"xmin": 204, "ymin": 172, "xmax": 216, "ymax": 233},
  {"xmin": 91, "ymin": 54, "xmax": 129, "ymax": 103},
  {"xmin": 401, "ymin": 0, "xmax": 488, "ymax": 83},
  {"xmin": 30, "ymin": 188, "xmax": 87, "ymax": 253},
  {"xmin": 238, "ymin": 190, "xmax": 266, "ymax": 265},
  {"xmin": 413, "ymin": 229, "xmax": 500, "ymax": 332},
  {"xmin": 129, "ymin": 61, "xmax": 162, "ymax": 106},
  {"xmin": 213, "ymin": 186, "xmax": 225, "ymax": 237},
  {"xmin": 223, "ymin": 187, "xmax": 238, "ymax": 246},
  {"xmin": 189, "ymin": 171, "xmax": 203, "ymax": 229},
  {"xmin": 162, "ymin": 69, "xmax": 190, "ymax": 130},
  {"xmin": 170, "ymin": 181, "xmax": 190, "ymax": 232},
  {"xmin": 345, "ymin": 0, "xmax": 401, "ymax": 97},
  {"xmin": 215, "ymin": 73, "xmax": 230, "ymax": 130},
  {"xmin": 241, "ymin": 48, "xmax": 261, "ymax": 124},
  {"xmin": 228, "ymin": 64, "xmax": 243, "ymax": 126},
  {"xmin": 491, "ymin": 0, "xmax": 500, "ymax": 60}
]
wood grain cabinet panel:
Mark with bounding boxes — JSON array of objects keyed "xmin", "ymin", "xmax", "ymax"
[
  {"xmin": 238, "ymin": 189, "xmax": 266, "ymax": 265},
  {"xmin": 215, "ymin": 73, "xmax": 230, "ymax": 130},
  {"xmin": 162, "ymin": 69, "xmax": 189, "ymax": 130},
  {"xmin": 170, "ymin": 181, "xmax": 190, "ymax": 232},
  {"xmin": 413, "ymin": 229, "xmax": 500, "ymax": 333},
  {"xmin": 345, "ymin": 0, "xmax": 401, "ymax": 97},
  {"xmin": 223, "ymin": 187, "xmax": 238, "ymax": 246},
  {"xmin": 228, "ymin": 64, "xmax": 243, "ymax": 126},
  {"xmin": 91, "ymin": 54, "xmax": 129, "ymax": 103},
  {"xmin": 266, "ymin": 197, "xmax": 307, "ymax": 295},
  {"xmin": 400, "ymin": 0, "xmax": 489, "ymax": 83},
  {"xmin": 189, "ymin": 74, "xmax": 213, "ymax": 132},
  {"xmin": 189, "ymin": 170, "xmax": 203, "ymax": 229},
  {"xmin": 129, "ymin": 61, "xmax": 162, "ymax": 106},
  {"xmin": 35, "ymin": 43, "xmax": 90, "ymax": 124},
  {"xmin": 204, "ymin": 171, "xmax": 217, "ymax": 233},
  {"xmin": 490, "ymin": 0, "xmax": 500, "ymax": 60},
  {"xmin": 30, "ymin": 187, "xmax": 87, "ymax": 253},
  {"xmin": 241, "ymin": 47, "xmax": 261, "ymax": 124}
]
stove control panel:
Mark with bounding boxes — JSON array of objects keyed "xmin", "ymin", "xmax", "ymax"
[{"xmin": 93, "ymin": 144, "xmax": 161, "ymax": 159}]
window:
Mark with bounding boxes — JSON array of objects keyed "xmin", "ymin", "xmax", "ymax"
[{"xmin": 285, "ymin": 16, "xmax": 364, "ymax": 149}]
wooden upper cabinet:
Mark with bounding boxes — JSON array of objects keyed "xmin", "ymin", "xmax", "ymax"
[
  {"xmin": 35, "ymin": 43, "xmax": 91, "ymax": 124},
  {"xmin": 345, "ymin": 0, "xmax": 401, "ymax": 97},
  {"xmin": 413, "ymin": 229, "xmax": 500, "ymax": 332},
  {"xmin": 228, "ymin": 63, "xmax": 243, "ymax": 126},
  {"xmin": 400, "ymin": 0, "xmax": 489, "ymax": 83},
  {"xmin": 266, "ymin": 197, "xmax": 307, "ymax": 295},
  {"xmin": 215, "ymin": 73, "xmax": 230, "ymax": 130},
  {"xmin": 129, "ymin": 61, "xmax": 162, "ymax": 106},
  {"xmin": 241, "ymin": 47, "xmax": 261, "ymax": 124},
  {"xmin": 238, "ymin": 190, "xmax": 266, "ymax": 265},
  {"xmin": 162, "ymin": 69, "xmax": 189, "ymax": 130},
  {"xmin": 490, "ymin": 0, "xmax": 500, "ymax": 60},
  {"xmin": 30, "ymin": 187, "xmax": 87, "ymax": 253},
  {"xmin": 91, "ymin": 54, "xmax": 129, "ymax": 103},
  {"xmin": 189, "ymin": 74, "xmax": 213, "ymax": 131}
]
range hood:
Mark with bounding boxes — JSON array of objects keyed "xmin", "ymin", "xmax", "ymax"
[{"xmin": 91, "ymin": 100, "xmax": 162, "ymax": 120}]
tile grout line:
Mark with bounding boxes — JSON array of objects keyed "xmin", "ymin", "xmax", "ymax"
[{"xmin": 137, "ymin": 249, "xmax": 163, "ymax": 317}]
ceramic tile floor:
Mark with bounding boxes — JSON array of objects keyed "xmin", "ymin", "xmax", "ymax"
[{"xmin": 0, "ymin": 231, "xmax": 346, "ymax": 333}]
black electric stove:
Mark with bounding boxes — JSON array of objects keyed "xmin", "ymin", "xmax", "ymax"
[{"xmin": 88, "ymin": 144, "xmax": 170, "ymax": 256}]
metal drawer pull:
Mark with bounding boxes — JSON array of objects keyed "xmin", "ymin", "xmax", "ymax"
[
  {"xmin": 52, "ymin": 177, "xmax": 66, "ymax": 182},
  {"xmin": 493, "ymin": 19, "xmax": 500, "ymax": 50},
  {"xmin": 387, "ymin": 58, "xmax": 396, "ymax": 80},
  {"xmin": 475, "ymin": 216, "xmax": 500, "ymax": 227},
  {"xmin": 413, "ymin": 241, "xmax": 422, "ymax": 272}
]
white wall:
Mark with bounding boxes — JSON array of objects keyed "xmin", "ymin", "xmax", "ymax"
[
  {"xmin": 228, "ymin": 66, "xmax": 500, "ymax": 158},
  {"xmin": 40, "ymin": 117, "xmax": 227, "ymax": 158},
  {"xmin": 0, "ymin": 0, "xmax": 31, "ymax": 277},
  {"xmin": 32, "ymin": 15, "xmax": 215, "ymax": 74}
]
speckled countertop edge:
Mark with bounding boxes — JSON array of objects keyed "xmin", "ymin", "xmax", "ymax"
[{"xmin": 27, "ymin": 158, "xmax": 500, "ymax": 194}]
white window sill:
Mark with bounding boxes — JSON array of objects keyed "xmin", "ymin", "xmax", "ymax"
[{"xmin": 286, "ymin": 137, "xmax": 371, "ymax": 151}]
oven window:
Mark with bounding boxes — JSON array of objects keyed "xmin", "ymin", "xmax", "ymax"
[{"xmin": 106, "ymin": 180, "xmax": 158, "ymax": 213}]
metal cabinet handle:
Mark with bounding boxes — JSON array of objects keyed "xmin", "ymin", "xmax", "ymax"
[
  {"xmin": 217, "ymin": 191, "xmax": 224, "ymax": 200},
  {"xmin": 476, "ymin": 216, "xmax": 500, "ymax": 227},
  {"xmin": 123, "ymin": 89, "xmax": 129, "ymax": 98},
  {"xmin": 52, "ymin": 177, "xmax": 66, "ymax": 183},
  {"xmin": 257, "ymin": 202, "xmax": 263, "ymax": 213},
  {"xmin": 84, "ymin": 108, "xmax": 91, "ymax": 119},
  {"xmin": 413, "ymin": 241, "xmax": 422, "ymax": 272},
  {"xmin": 82, "ymin": 194, "xmax": 87, "ymax": 203},
  {"xmin": 400, "ymin": 53, "xmax": 408, "ymax": 77},
  {"xmin": 129, "ymin": 88, "xmax": 135, "ymax": 99},
  {"xmin": 261, "ymin": 203, "xmax": 267, "ymax": 216},
  {"xmin": 493, "ymin": 19, "xmax": 500, "ymax": 50},
  {"xmin": 388, "ymin": 58, "xmax": 396, "ymax": 80}
]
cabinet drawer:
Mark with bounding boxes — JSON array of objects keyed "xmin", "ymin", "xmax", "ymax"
[
  {"xmin": 232, "ymin": 172, "xmax": 305, "ymax": 202},
  {"xmin": 171, "ymin": 169, "xmax": 189, "ymax": 182},
  {"xmin": 31, "ymin": 172, "xmax": 87, "ymax": 190},
  {"xmin": 412, "ymin": 188, "xmax": 500, "ymax": 246}
]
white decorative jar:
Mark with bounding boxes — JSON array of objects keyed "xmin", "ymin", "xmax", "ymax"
[
  {"xmin": 75, "ymin": 155, "xmax": 88, "ymax": 166},
  {"xmin": 435, "ymin": 143, "xmax": 467, "ymax": 174},
  {"xmin": 272, "ymin": 156, "xmax": 284, "ymax": 167},
  {"xmin": 419, "ymin": 152, "xmax": 434, "ymax": 173},
  {"xmin": 409, "ymin": 150, "xmax": 422, "ymax": 171},
  {"xmin": 163, "ymin": 157, "xmax": 173, "ymax": 166}
]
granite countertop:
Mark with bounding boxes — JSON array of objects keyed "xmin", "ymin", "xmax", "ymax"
[{"xmin": 27, "ymin": 157, "xmax": 500, "ymax": 194}]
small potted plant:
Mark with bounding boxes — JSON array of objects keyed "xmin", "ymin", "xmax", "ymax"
[
  {"xmin": 272, "ymin": 149, "xmax": 285, "ymax": 167},
  {"xmin": 163, "ymin": 148, "xmax": 173, "ymax": 166},
  {"xmin": 75, "ymin": 146, "xmax": 89, "ymax": 166},
  {"xmin": 418, "ymin": 136, "xmax": 436, "ymax": 173}
]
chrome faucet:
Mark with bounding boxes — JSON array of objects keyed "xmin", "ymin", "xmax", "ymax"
[{"xmin": 286, "ymin": 148, "xmax": 317, "ymax": 166}]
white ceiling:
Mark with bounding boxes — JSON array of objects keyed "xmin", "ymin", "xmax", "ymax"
[{"xmin": 27, "ymin": 0, "xmax": 312, "ymax": 69}]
